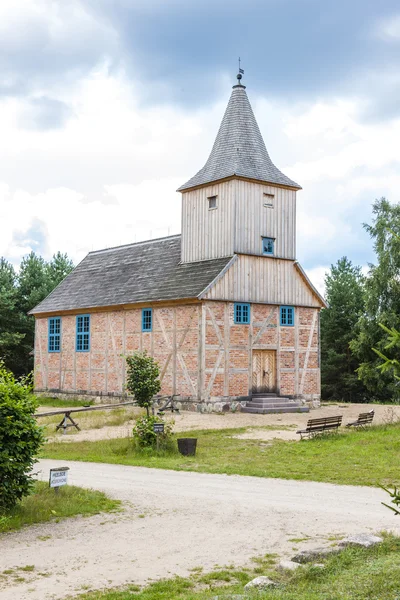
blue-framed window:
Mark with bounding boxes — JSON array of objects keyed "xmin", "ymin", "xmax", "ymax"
[
  {"xmin": 142, "ymin": 308, "xmax": 153, "ymax": 332},
  {"xmin": 262, "ymin": 237, "xmax": 274, "ymax": 255},
  {"xmin": 234, "ymin": 303, "xmax": 250, "ymax": 324},
  {"xmin": 76, "ymin": 314, "xmax": 90, "ymax": 351},
  {"xmin": 280, "ymin": 306, "xmax": 295, "ymax": 327},
  {"xmin": 48, "ymin": 317, "xmax": 61, "ymax": 352}
]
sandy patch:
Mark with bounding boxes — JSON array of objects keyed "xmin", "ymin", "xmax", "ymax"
[{"xmin": 45, "ymin": 402, "xmax": 400, "ymax": 443}]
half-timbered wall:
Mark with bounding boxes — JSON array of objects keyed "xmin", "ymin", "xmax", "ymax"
[
  {"xmin": 34, "ymin": 304, "xmax": 201, "ymax": 399},
  {"xmin": 201, "ymin": 301, "xmax": 320, "ymax": 401},
  {"xmin": 34, "ymin": 300, "xmax": 320, "ymax": 404},
  {"xmin": 181, "ymin": 178, "xmax": 296, "ymax": 263}
]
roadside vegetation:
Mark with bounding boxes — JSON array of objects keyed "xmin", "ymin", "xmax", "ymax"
[
  {"xmin": 0, "ymin": 480, "xmax": 120, "ymax": 534},
  {"xmin": 43, "ymin": 422, "xmax": 400, "ymax": 487},
  {"xmin": 77, "ymin": 534, "xmax": 400, "ymax": 599},
  {"xmin": 37, "ymin": 397, "xmax": 95, "ymax": 408}
]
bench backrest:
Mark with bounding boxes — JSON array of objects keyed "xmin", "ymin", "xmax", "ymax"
[
  {"xmin": 306, "ymin": 415, "xmax": 343, "ymax": 428},
  {"xmin": 356, "ymin": 411, "xmax": 374, "ymax": 423}
]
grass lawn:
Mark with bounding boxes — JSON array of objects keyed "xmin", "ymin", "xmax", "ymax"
[
  {"xmin": 77, "ymin": 535, "xmax": 400, "ymax": 599},
  {"xmin": 0, "ymin": 481, "xmax": 121, "ymax": 534},
  {"xmin": 43, "ymin": 423, "xmax": 400, "ymax": 487}
]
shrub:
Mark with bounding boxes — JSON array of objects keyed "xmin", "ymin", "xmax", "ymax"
[
  {"xmin": 0, "ymin": 362, "xmax": 45, "ymax": 512},
  {"xmin": 125, "ymin": 352, "xmax": 161, "ymax": 417},
  {"xmin": 132, "ymin": 415, "xmax": 174, "ymax": 450}
]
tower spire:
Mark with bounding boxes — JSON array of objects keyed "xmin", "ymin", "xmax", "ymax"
[{"xmin": 178, "ymin": 75, "xmax": 301, "ymax": 192}]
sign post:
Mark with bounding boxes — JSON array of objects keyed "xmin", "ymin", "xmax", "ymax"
[
  {"xmin": 49, "ymin": 466, "xmax": 70, "ymax": 494},
  {"xmin": 153, "ymin": 423, "xmax": 164, "ymax": 451}
]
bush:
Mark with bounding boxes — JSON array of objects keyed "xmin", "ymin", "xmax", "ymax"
[
  {"xmin": 0, "ymin": 362, "xmax": 45, "ymax": 512},
  {"xmin": 132, "ymin": 415, "xmax": 174, "ymax": 450},
  {"xmin": 125, "ymin": 351, "xmax": 161, "ymax": 417}
]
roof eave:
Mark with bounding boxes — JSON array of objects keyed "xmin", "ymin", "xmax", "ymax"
[
  {"xmin": 294, "ymin": 261, "xmax": 328, "ymax": 308},
  {"xmin": 177, "ymin": 174, "xmax": 302, "ymax": 193}
]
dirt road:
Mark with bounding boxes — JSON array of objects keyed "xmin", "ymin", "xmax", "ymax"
[{"xmin": 0, "ymin": 459, "xmax": 398, "ymax": 600}]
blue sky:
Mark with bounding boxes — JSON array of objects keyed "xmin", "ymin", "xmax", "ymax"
[{"xmin": 1, "ymin": 0, "xmax": 400, "ymax": 292}]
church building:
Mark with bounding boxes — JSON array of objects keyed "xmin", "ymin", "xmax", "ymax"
[{"xmin": 31, "ymin": 72, "xmax": 326, "ymax": 412}]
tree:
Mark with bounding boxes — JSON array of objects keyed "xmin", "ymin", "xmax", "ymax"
[
  {"xmin": 9, "ymin": 252, "xmax": 75, "ymax": 376},
  {"xmin": 351, "ymin": 198, "xmax": 400, "ymax": 402},
  {"xmin": 0, "ymin": 362, "xmax": 44, "ymax": 512},
  {"xmin": 125, "ymin": 352, "xmax": 161, "ymax": 417},
  {"xmin": 0, "ymin": 259, "xmax": 24, "ymax": 371},
  {"xmin": 320, "ymin": 257, "xmax": 366, "ymax": 402},
  {"xmin": 46, "ymin": 252, "xmax": 74, "ymax": 290}
]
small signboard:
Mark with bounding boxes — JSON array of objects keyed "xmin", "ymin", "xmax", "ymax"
[
  {"xmin": 153, "ymin": 423, "xmax": 164, "ymax": 434},
  {"xmin": 49, "ymin": 467, "xmax": 70, "ymax": 488}
]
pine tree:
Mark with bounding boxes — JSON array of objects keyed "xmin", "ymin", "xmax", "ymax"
[
  {"xmin": 320, "ymin": 257, "xmax": 366, "ymax": 402},
  {"xmin": 0, "ymin": 259, "xmax": 24, "ymax": 372},
  {"xmin": 350, "ymin": 198, "xmax": 400, "ymax": 402}
]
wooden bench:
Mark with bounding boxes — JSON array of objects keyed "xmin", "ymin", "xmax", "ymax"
[
  {"xmin": 346, "ymin": 410, "xmax": 374, "ymax": 428},
  {"xmin": 296, "ymin": 415, "xmax": 343, "ymax": 439}
]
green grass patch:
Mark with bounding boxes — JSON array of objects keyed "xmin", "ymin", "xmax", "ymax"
[
  {"xmin": 43, "ymin": 423, "xmax": 400, "ymax": 487},
  {"xmin": 37, "ymin": 396, "xmax": 95, "ymax": 408},
  {"xmin": 0, "ymin": 481, "xmax": 121, "ymax": 534},
  {"xmin": 76, "ymin": 535, "xmax": 400, "ymax": 599}
]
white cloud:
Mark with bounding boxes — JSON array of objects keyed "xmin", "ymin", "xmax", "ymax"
[
  {"xmin": 376, "ymin": 13, "xmax": 400, "ymax": 40},
  {"xmin": 0, "ymin": 53, "xmax": 399, "ymax": 298}
]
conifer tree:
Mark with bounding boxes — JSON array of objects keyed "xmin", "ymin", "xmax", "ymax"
[{"xmin": 321, "ymin": 257, "xmax": 366, "ymax": 402}]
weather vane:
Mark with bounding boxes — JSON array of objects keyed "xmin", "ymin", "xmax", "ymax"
[{"xmin": 237, "ymin": 57, "xmax": 244, "ymax": 84}]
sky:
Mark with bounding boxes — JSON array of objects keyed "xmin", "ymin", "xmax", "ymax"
[{"xmin": 1, "ymin": 0, "xmax": 400, "ymax": 294}]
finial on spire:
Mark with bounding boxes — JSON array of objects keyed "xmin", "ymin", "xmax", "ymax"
[
  {"xmin": 237, "ymin": 57, "xmax": 244, "ymax": 86},
  {"xmin": 234, "ymin": 57, "xmax": 245, "ymax": 88}
]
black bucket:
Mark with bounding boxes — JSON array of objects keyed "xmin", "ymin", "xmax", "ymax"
[{"xmin": 177, "ymin": 438, "xmax": 197, "ymax": 456}]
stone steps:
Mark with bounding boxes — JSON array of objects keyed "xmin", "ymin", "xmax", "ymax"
[
  {"xmin": 242, "ymin": 406, "xmax": 309, "ymax": 414},
  {"xmin": 242, "ymin": 395, "xmax": 309, "ymax": 414}
]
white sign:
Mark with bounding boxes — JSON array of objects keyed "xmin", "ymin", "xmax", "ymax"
[{"xmin": 49, "ymin": 467, "xmax": 69, "ymax": 488}]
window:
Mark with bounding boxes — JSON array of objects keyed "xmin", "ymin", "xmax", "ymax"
[
  {"xmin": 208, "ymin": 195, "xmax": 217, "ymax": 209},
  {"xmin": 263, "ymin": 193, "xmax": 274, "ymax": 208},
  {"xmin": 234, "ymin": 303, "xmax": 250, "ymax": 324},
  {"xmin": 280, "ymin": 306, "xmax": 294, "ymax": 327},
  {"xmin": 48, "ymin": 317, "xmax": 61, "ymax": 352},
  {"xmin": 142, "ymin": 308, "xmax": 153, "ymax": 331},
  {"xmin": 262, "ymin": 237, "xmax": 274, "ymax": 255},
  {"xmin": 76, "ymin": 314, "xmax": 90, "ymax": 351}
]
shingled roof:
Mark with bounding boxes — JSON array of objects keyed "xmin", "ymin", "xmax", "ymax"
[
  {"xmin": 178, "ymin": 83, "xmax": 301, "ymax": 191},
  {"xmin": 30, "ymin": 236, "xmax": 233, "ymax": 315}
]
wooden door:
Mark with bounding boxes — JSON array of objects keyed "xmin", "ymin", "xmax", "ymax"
[{"xmin": 252, "ymin": 350, "xmax": 277, "ymax": 393}]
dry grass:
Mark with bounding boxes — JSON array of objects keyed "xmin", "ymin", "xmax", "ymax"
[{"xmin": 39, "ymin": 407, "xmax": 139, "ymax": 437}]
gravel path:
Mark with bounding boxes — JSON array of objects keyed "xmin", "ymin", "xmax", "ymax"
[
  {"xmin": 0, "ymin": 459, "xmax": 398, "ymax": 600},
  {"xmin": 46, "ymin": 402, "xmax": 400, "ymax": 443}
]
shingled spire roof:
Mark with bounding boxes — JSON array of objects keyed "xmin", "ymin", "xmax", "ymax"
[{"xmin": 178, "ymin": 79, "xmax": 301, "ymax": 191}]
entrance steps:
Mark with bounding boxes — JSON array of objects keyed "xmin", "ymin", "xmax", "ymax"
[{"xmin": 242, "ymin": 395, "xmax": 309, "ymax": 414}]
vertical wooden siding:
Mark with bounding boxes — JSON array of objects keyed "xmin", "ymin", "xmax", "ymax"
[
  {"xmin": 234, "ymin": 181, "xmax": 296, "ymax": 259},
  {"xmin": 203, "ymin": 254, "xmax": 322, "ymax": 307},
  {"xmin": 181, "ymin": 181, "xmax": 235, "ymax": 262},
  {"xmin": 181, "ymin": 178, "xmax": 297, "ymax": 263}
]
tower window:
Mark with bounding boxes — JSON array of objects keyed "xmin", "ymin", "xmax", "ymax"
[
  {"xmin": 262, "ymin": 237, "xmax": 274, "ymax": 255},
  {"xmin": 280, "ymin": 306, "xmax": 295, "ymax": 327},
  {"xmin": 208, "ymin": 195, "xmax": 217, "ymax": 210},
  {"xmin": 263, "ymin": 193, "xmax": 274, "ymax": 208},
  {"xmin": 234, "ymin": 303, "xmax": 250, "ymax": 324}
]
